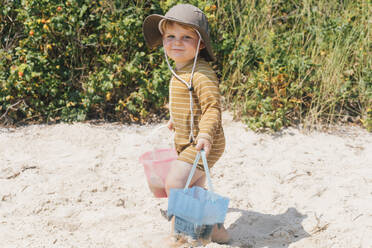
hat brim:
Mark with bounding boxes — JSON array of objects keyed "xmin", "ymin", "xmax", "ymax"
[{"xmin": 143, "ymin": 14, "xmax": 215, "ymax": 62}]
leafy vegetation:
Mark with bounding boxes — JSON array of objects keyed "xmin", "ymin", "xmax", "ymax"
[{"xmin": 1, "ymin": 0, "xmax": 371, "ymax": 131}]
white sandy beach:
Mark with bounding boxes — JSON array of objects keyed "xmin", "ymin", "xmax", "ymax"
[{"xmin": 0, "ymin": 111, "xmax": 371, "ymax": 248}]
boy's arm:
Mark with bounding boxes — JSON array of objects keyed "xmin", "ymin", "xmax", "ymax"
[{"xmin": 194, "ymin": 71, "xmax": 222, "ymax": 145}]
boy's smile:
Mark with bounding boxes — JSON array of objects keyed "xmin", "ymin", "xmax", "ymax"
[{"xmin": 162, "ymin": 23, "xmax": 205, "ymax": 69}]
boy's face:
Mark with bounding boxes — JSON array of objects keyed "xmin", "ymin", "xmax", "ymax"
[{"xmin": 162, "ymin": 22, "xmax": 205, "ymax": 68}]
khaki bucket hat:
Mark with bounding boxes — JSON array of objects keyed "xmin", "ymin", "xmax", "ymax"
[{"xmin": 143, "ymin": 4, "xmax": 215, "ymax": 61}]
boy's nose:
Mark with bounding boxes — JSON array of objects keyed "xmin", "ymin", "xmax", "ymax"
[{"xmin": 174, "ymin": 39, "xmax": 182, "ymax": 45}]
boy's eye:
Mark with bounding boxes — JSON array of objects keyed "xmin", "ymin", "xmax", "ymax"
[{"xmin": 163, "ymin": 34, "xmax": 195, "ymax": 42}]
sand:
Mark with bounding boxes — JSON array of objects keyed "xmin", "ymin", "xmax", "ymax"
[{"xmin": 1, "ymin": 111, "xmax": 371, "ymax": 248}]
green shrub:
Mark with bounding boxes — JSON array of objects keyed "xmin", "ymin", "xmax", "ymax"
[
  {"xmin": 0, "ymin": 0, "xmax": 169, "ymax": 124},
  {"xmin": 1, "ymin": 0, "xmax": 371, "ymax": 131}
]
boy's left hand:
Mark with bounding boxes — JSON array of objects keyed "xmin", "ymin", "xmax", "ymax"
[{"xmin": 195, "ymin": 138, "xmax": 211, "ymax": 157}]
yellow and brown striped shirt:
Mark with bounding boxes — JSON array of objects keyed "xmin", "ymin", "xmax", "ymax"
[{"xmin": 170, "ymin": 58, "xmax": 225, "ymax": 169}]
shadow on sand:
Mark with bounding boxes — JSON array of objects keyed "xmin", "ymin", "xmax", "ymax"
[{"xmin": 227, "ymin": 207, "xmax": 310, "ymax": 248}]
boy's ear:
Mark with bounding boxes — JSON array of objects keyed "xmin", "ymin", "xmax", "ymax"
[{"xmin": 199, "ymin": 42, "xmax": 206, "ymax": 50}]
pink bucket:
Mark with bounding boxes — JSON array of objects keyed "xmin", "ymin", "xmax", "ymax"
[{"xmin": 140, "ymin": 148, "xmax": 178, "ymax": 198}]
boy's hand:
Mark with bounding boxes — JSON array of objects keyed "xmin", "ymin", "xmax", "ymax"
[
  {"xmin": 195, "ymin": 138, "xmax": 211, "ymax": 157},
  {"xmin": 167, "ymin": 120, "xmax": 174, "ymax": 131}
]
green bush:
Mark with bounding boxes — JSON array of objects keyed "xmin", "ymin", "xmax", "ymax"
[
  {"xmin": 0, "ymin": 0, "xmax": 169, "ymax": 124},
  {"xmin": 1, "ymin": 0, "xmax": 371, "ymax": 131}
]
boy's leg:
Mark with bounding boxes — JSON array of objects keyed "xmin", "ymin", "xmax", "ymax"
[
  {"xmin": 192, "ymin": 174, "xmax": 206, "ymax": 188},
  {"xmin": 165, "ymin": 160, "xmax": 205, "ymax": 196}
]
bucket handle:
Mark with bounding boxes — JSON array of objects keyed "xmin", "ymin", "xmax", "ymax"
[
  {"xmin": 145, "ymin": 124, "xmax": 175, "ymax": 150},
  {"xmin": 183, "ymin": 149, "xmax": 215, "ymax": 200}
]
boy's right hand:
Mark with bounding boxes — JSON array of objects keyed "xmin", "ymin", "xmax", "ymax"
[{"xmin": 167, "ymin": 120, "xmax": 174, "ymax": 131}]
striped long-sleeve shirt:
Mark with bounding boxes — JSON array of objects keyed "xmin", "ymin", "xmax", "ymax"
[{"xmin": 170, "ymin": 58, "xmax": 225, "ymax": 169}]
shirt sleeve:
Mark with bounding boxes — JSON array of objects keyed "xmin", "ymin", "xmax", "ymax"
[{"xmin": 193, "ymin": 70, "xmax": 222, "ymax": 144}]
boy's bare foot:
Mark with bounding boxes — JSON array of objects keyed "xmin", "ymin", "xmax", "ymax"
[{"xmin": 211, "ymin": 224, "xmax": 230, "ymax": 244}]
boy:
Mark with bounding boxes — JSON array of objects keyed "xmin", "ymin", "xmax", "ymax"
[{"xmin": 143, "ymin": 4, "xmax": 229, "ymax": 244}]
